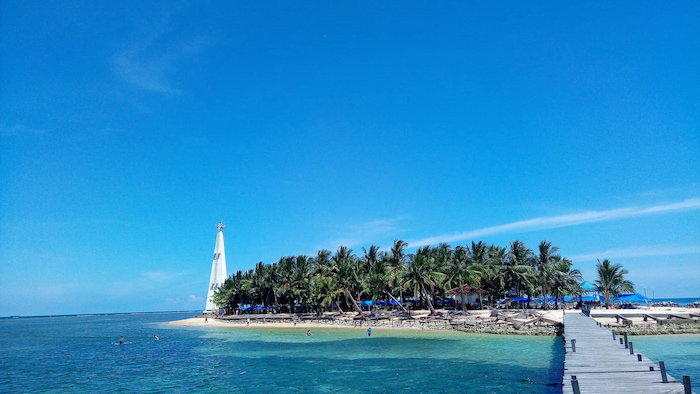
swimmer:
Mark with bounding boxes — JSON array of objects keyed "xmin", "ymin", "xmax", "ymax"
[
  {"xmin": 307, "ymin": 330, "xmax": 311, "ymax": 337},
  {"xmin": 119, "ymin": 336, "xmax": 124, "ymax": 345},
  {"xmin": 154, "ymin": 334, "xmax": 159, "ymax": 340},
  {"xmin": 368, "ymin": 328, "xmax": 371, "ymax": 337}
]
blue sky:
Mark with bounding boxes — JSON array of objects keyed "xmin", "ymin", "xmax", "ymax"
[{"xmin": 1, "ymin": 1, "xmax": 698, "ymax": 316}]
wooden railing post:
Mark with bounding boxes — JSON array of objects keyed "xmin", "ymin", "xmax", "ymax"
[
  {"xmin": 660, "ymin": 361, "xmax": 668, "ymax": 383},
  {"xmin": 571, "ymin": 375, "xmax": 581, "ymax": 394},
  {"xmin": 683, "ymin": 375, "xmax": 691, "ymax": 394},
  {"xmin": 629, "ymin": 342, "xmax": 634, "ymax": 355},
  {"xmin": 571, "ymin": 339, "xmax": 576, "ymax": 352}
]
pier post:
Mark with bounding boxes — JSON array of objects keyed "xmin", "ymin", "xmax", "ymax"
[
  {"xmin": 571, "ymin": 376, "xmax": 581, "ymax": 394},
  {"xmin": 660, "ymin": 361, "xmax": 668, "ymax": 383},
  {"xmin": 619, "ymin": 338, "xmax": 623, "ymax": 344},
  {"xmin": 683, "ymin": 375, "xmax": 691, "ymax": 394},
  {"xmin": 612, "ymin": 330, "xmax": 616, "ymax": 340},
  {"xmin": 637, "ymin": 354, "xmax": 642, "ymax": 362},
  {"xmin": 571, "ymin": 339, "xmax": 576, "ymax": 352},
  {"xmin": 629, "ymin": 342, "xmax": 634, "ymax": 355},
  {"xmin": 623, "ymin": 332, "xmax": 628, "ymax": 348}
]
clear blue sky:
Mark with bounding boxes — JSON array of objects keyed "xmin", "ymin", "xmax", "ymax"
[{"xmin": 1, "ymin": 1, "xmax": 698, "ymax": 316}]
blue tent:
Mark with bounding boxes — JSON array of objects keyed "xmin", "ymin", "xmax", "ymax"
[
  {"xmin": 581, "ymin": 295, "xmax": 598, "ymax": 302},
  {"xmin": 617, "ymin": 293, "xmax": 649, "ymax": 303},
  {"xmin": 580, "ymin": 281, "xmax": 598, "ymax": 291}
]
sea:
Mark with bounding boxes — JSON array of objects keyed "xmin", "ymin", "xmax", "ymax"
[{"xmin": 0, "ymin": 311, "xmax": 698, "ymax": 393}]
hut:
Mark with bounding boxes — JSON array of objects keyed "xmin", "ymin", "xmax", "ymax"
[{"xmin": 446, "ymin": 284, "xmax": 485, "ymax": 308}]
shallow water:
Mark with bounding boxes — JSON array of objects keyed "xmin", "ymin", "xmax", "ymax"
[
  {"xmin": 630, "ymin": 334, "xmax": 700, "ymax": 385},
  {"xmin": 0, "ymin": 312, "xmax": 563, "ymax": 393}
]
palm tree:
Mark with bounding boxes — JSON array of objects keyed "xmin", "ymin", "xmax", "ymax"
[
  {"xmin": 549, "ymin": 258, "xmax": 582, "ymax": 309},
  {"xmin": 504, "ymin": 241, "xmax": 536, "ymax": 303},
  {"xmin": 387, "ymin": 239, "xmax": 408, "ymax": 306},
  {"xmin": 404, "ymin": 246, "xmax": 445, "ymax": 315},
  {"xmin": 534, "ymin": 241, "xmax": 560, "ymax": 310},
  {"xmin": 595, "ymin": 259, "xmax": 635, "ymax": 306},
  {"xmin": 331, "ymin": 246, "xmax": 364, "ymax": 315}
]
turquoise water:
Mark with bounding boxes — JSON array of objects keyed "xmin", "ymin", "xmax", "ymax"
[
  {"xmin": 0, "ymin": 312, "xmax": 564, "ymax": 393},
  {"xmin": 630, "ymin": 335, "xmax": 700, "ymax": 385}
]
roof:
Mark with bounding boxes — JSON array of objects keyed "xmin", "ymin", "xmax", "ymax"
[
  {"xmin": 446, "ymin": 284, "xmax": 485, "ymax": 295},
  {"xmin": 580, "ymin": 281, "xmax": 598, "ymax": 291}
]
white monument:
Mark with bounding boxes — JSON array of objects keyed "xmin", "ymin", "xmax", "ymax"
[{"xmin": 204, "ymin": 221, "xmax": 227, "ymax": 313}]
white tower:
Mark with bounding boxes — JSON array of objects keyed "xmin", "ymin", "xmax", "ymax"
[{"xmin": 204, "ymin": 221, "xmax": 228, "ymax": 313}]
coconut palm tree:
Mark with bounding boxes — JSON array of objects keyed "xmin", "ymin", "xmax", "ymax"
[
  {"xmin": 387, "ymin": 239, "xmax": 408, "ymax": 305},
  {"xmin": 444, "ymin": 245, "xmax": 470, "ymax": 311},
  {"xmin": 404, "ymin": 246, "xmax": 444, "ymax": 315},
  {"xmin": 534, "ymin": 241, "xmax": 560, "ymax": 310},
  {"xmin": 595, "ymin": 259, "xmax": 635, "ymax": 306},
  {"xmin": 549, "ymin": 258, "xmax": 582, "ymax": 309},
  {"xmin": 504, "ymin": 240, "xmax": 535, "ymax": 299},
  {"xmin": 331, "ymin": 246, "xmax": 364, "ymax": 315}
]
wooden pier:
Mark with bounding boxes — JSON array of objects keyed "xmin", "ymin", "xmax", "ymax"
[{"xmin": 563, "ymin": 311, "xmax": 692, "ymax": 393}]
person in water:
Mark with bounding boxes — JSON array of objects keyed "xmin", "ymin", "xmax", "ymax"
[
  {"xmin": 119, "ymin": 336, "xmax": 124, "ymax": 345},
  {"xmin": 306, "ymin": 330, "xmax": 311, "ymax": 337},
  {"xmin": 154, "ymin": 334, "xmax": 159, "ymax": 340},
  {"xmin": 367, "ymin": 327, "xmax": 371, "ymax": 337}
]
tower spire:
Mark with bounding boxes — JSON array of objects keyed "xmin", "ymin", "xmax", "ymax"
[{"xmin": 205, "ymin": 221, "xmax": 228, "ymax": 313}]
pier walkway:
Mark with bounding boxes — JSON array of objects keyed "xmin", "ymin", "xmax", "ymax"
[{"xmin": 563, "ymin": 311, "xmax": 690, "ymax": 393}]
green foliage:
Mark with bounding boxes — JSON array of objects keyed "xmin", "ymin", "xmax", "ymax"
[
  {"xmin": 212, "ymin": 238, "xmax": 619, "ymax": 313},
  {"xmin": 595, "ymin": 259, "xmax": 635, "ymax": 306}
]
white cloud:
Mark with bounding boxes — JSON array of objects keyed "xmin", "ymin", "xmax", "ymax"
[
  {"xmin": 141, "ymin": 271, "xmax": 180, "ymax": 282},
  {"xmin": 568, "ymin": 245, "xmax": 700, "ymax": 262},
  {"xmin": 319, "ymin": 218, "xmax": 403, "ymax": 250},
  {"xmin": 112, "ymin": 37, "xmax": 208, "ymax": 95},
  {"xmin": 408, "ymin": 198, "xmax": 700, "ymax": 247}
]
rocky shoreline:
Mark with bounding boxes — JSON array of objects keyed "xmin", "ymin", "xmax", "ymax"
[{"xmin": 620, "ymin": 324, "xmax": 700, "ymax": 336}]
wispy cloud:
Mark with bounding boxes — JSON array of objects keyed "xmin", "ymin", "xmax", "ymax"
[
  {"xmin": 1, "ymin": 124, "xmax": 46, "ymax": 138},
  {"xmin": 112, "ymin": 36, "xmax": 208, "ymax": 95},
  {"xmin": 141, "ymin": 271, "xmax": 181, "ymax": 282},
  {"xmin": 568, "ymin": 245, "xmax": 700, "ymax": 262},
  {"xmin": 409, "ymin": 198, "xmax": 700, "ymax": 247},
  {"xmin": 319, "ymin": 218, "xmax": 403, "ymax": 251}
]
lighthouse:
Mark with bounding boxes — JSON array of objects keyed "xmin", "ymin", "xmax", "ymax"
[{"xmin": 204, "ymin": 221, "xmax": 227, "ymax": 313}]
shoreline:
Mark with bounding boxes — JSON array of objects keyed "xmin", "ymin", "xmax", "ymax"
[
  {"xmin": 169, "ymin": 309, "xmax": 565, "ymax": 336},
  {"xmin": 168, "ymin": 307, "xmax": 700, "ymax": 336}
]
